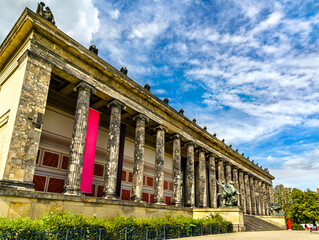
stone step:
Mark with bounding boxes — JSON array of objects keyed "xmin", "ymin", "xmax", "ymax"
[{"xmin": 244, "ymin": 215, "xmax": 283, "ymax": 232}]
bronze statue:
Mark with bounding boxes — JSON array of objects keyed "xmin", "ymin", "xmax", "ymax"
[
  {"xmin": 89, "ymin": 45, "xmax": 98, "ymax": 55},
  {"xmin": 268, "ymin": 202, "xmax": 282, "ymax": 215},
  {"xmin": 120, "ymin": 67, "xmax": 128, "ymax": 75},
  {"xmin": 144, "ymin": 83, "xmax": 151, "ymax": 91},
  {"xmin": 36, "ymin": 2, "xmax": 55, "ymax": 25},
  {"xmin": 217, "ymin": 180, "xmax": 242, "ymax": 207}
]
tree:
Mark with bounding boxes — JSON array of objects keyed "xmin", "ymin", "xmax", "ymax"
[{"xmin": 274, "ymin": 184, "xmax": 319, "ymax": 224}]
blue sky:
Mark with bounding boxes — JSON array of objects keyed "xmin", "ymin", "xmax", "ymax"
[{"xmin": 1, "ymin": 0, "xmax": 319, "ymax": 190}]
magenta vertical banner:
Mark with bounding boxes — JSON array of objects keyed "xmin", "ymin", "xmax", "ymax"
[{"xmin": 80, "ymin": 108, "xmax": 100, "ymax": 193}]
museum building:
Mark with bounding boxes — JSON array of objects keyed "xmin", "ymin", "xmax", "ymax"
[{"xmin": 0, "ymin": 5, "xmax": 279, "ymax": 228}]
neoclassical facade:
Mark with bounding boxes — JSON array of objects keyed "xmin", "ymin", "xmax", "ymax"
[{"xmin": 0, "ymin": 7, "xmax": 275, "ymax": 222}]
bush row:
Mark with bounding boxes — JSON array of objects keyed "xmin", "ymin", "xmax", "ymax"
[
  {"xmin": 291, "ymin": 223, "xmax": 304, "ymax": 230},
  {"xmin": 0, "ymin": 211, "xmax": 233, "ymax": 234}
]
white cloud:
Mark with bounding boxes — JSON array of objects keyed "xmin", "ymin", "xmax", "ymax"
[
  {"xmin": 109, "ymin": 9, "xmax": 120, "ymax": 20},
  {"xmin": 0, "ymin": 0, "xmax": 100, "ymax": 47}
]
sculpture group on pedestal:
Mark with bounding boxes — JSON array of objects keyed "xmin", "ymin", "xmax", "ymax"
[{"xmin": 217, "ymin": 180, "xmax": 242, "ymax": 207}]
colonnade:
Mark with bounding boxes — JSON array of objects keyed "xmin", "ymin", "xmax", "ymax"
[{"xmin": 63, "ymin": 81, "xmax": 273, "ymax": 214}]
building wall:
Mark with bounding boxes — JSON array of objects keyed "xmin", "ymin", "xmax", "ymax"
[{"xmin": 0, "ymin": 56, "xmax": 28, "ymax": 180}]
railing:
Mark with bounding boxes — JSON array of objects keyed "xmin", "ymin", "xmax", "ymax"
[{"xmin": 0, "ymin": 224, "xmax": 233, "ymax": 240}]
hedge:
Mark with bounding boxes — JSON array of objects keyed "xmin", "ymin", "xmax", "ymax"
[{"xmin": 0, "ymin": 211, "xmax": 233, "ymax": 234}]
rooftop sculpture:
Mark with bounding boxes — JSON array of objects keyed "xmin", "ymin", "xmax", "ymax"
[{"xmin": 36, "ymin": 2, "xmax": 55, "ymax": 25}]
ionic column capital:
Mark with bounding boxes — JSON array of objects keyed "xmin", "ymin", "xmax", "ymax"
[
  {"xmin": 185, "ymin": 141, "xmax": 196, "ymax": 147},
  {"xmin": 133, "ymin": 113, "xmax": 149, "ymax": 122},
  {"xmin": 154, "ymin": 124, "xmax": 168, "ymax": 132},
  {"xmin": 207, "ymin": 153, "xmax": 218, "ymax": 159},
  {"xmin": 107, "ymin": 99, "xmax": 126, "ymax": 109},
  {"xmin": 216, "ymin": 157, "xmax": 226, "ymax": 163},
  {"xmin": 171, "ymin": 133, "xmax": 183, "ymax": 140},
  {"xmin": 74, "ymin": 81, "xmax": 96, "ymax": 94},
  {"xmin": 198, "ymin": 147, "xmax": 208, "ymax": 153}
]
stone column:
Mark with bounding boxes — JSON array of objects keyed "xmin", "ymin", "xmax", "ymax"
[
  {"xmin": 131, "ymin": 114, "xmax": 149, "ymax": 202},
  {"xmin": 265, "ymin": 184, "xmax": 270, "ymax": 215},
  {"xmin": 64, "ymin": 82, "xmax": 96, "ymax": 195},
  {"xmin": 238, "ymin": 170, "xmax": 246, "ymax": 212},
  {"xmin": 172, "ymin": 134, "xmax": 182, "ymax": 206},
  {"xmin": 225, "ymin": 162, "xmax": 232, "ymax": 184},
  {"xmin": 244, "ymin": 173, "xmax": 251, "ymax": 214},
  {"xmin": 0, "ymin": 54, "xmax": 52, "ymax": 190},
  {"xmin": 186, "ymin": 142, "xmax": 195, "ymax": 207},
  {"xmin": 250, "ymin": 175, "xmax": 256, "ymax": 215},
  {"xmin": 153, "ymin": 125, "xmax": 167, "ymax": 204},
  {"xmin": 217, "ymin": 158, "xmax": 225, "ymax": 205},
  {"xmin": 232, "ymin": 167, "xmax": 239, "ymax": 206},
  {"xmin": 103, "ymin": 100, "xmax": 125, "ymax": 199},
  {"xmin": 208, "ymin": 154, "xmax": 217, "ymax": 208},
  {"xmin": 259, "ymin": 180, "xmax": 265, "ymax": 215},
  {"xmin": 254, "ymin": 178, "xmax": 260, "ymax": 215},
  {"xmin": 198, "ymin": 148, "xmax": 207, "ymax": 208}
]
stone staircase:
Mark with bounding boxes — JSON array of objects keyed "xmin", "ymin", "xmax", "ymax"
[{"xmin": 244, "ymin": 215, "xmax": 283, "ymax": 231}]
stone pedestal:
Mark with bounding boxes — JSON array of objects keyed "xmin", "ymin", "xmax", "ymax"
[{"xmin": 193, "ymin": 207, "xmax": 245, "ymax": 232}]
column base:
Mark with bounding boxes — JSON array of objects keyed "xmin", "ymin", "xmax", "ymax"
[
  {"xmin": 63, "ymin": 187, "xmax": 83, "ymax": 196},
  {"xmin": 0, "ymin": 179, "xmax": 34, "ymax": 190},
  {"xmin": 171, "ymin": 202, "xmax": 182, "ymax": 207},
  {"xmin": 130, "ymin": 196, "xmax": 145, "ymax": 203},
  {"xmin": 185, "ymin": 203, "xmax": 195, "ymax": 208},
  {"xmin": 153, "ymin": 199, "xmax": 166, "ymax": 205},
  {"xmin": 103, "ymin": 193, "xmax": 118, "ymax": 200}
]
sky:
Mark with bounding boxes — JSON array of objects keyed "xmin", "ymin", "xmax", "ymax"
[{"xmin": 1, "ymin": 0, "xmax": 319, "ymax": 191}]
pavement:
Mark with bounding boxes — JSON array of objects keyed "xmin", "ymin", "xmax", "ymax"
[{"xmin": 179, "ymin": 230, "xmax": 319, "ymax": 240}]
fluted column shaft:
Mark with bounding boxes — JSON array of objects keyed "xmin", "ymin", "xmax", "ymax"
[
  {"xmin": 254, "ymin": 179, "xmax": 260, "ymax": 215},
  {"xmin": 217, "ymin": 158, "xmax": 225, "ymax": 205},
  {"xmin": 250, "ymin": 176, "xmax": 256, "ymax": 214},
  {"xmin": 172, "ymin": 134, "xmax": 182, "ymax": 206},
  {"xmin": 186, "ymin": 142, "xmax": 195, "ymax": 207},
  {"xmin": 225, "ymin": 163, "xmax": 232, "ymax": 183},
  {"xmin": 259, "ymin": 180, "xmax": 265, "ymax": 215},
  {"xmin": 238, "ymin": 171, "xmax": 246, "ymax": 212},
  {"xmin": 265, "ymin": 184, "xmax": 270, "ymax": 215},
  {"xmin": 244, "ymin": 173, "xmax": 251, "ymax": 214},
  {"xmin": 154, "ymin": 125, "xmax": 166, "ymax": 204},
  {"xmin": 208, "ymin": 155, "xmax": 217, "ymax": 208},
  {"xmin": 131, "ymin": 114, "xmax": 149, "ymax": 201},
  {"xmin": 198, "ymin": 148, "xmax": 207, "ymax": 208},
  {"xmin": 232, "ymin": 167, "xmax": 239, "ymax": 206},
  {"xmin": 64, "ymin": 82, "xmax": 95, "ymax": 195},
  {"xmin": 103, "ymin": 100, "xmax": 125, "ymax": 198}
]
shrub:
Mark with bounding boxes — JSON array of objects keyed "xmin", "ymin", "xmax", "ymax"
[
  {"xmin": 0, "ymin": 211, "xmax": 233, "ymax": 234},
  {"xmin": 291, "ymin": 223, "xmax": 304, "ymax": 230}
]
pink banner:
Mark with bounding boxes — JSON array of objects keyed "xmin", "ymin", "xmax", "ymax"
[{"xmin": 80, "ymin": 108, "xmax": 100, "ymax": 193}]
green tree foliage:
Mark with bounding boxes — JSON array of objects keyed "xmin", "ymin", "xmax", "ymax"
[{"xmin": 274, "ymin": 184, "xmax": 319, "ymax": 224}]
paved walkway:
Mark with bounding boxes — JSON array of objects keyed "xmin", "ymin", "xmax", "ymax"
[{"xmin": 180, "ymin": 230, "xmax": 319, "ymax": 240}]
